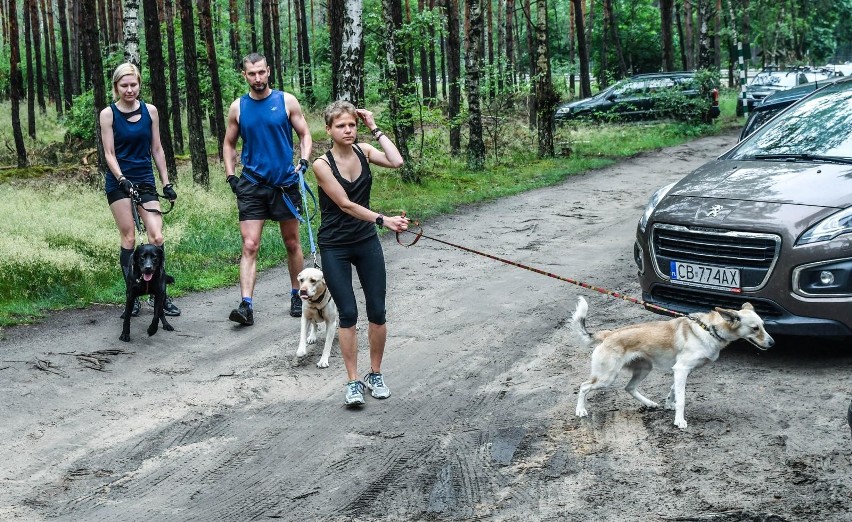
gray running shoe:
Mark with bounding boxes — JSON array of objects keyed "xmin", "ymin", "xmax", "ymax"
[
  {"xmin": 344, "ymin": 380, "xmax": 366, "ymax": 406},
  {"xmin": 364, "ymin": 371, "xmax": 391, "ymax": 399},
  {"xmin": 290, "ymin": 293, "xmax": 302, "ymax": 317}
]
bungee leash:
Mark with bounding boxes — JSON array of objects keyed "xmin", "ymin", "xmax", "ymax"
[{"xmin": 394, "ymin": 221, "xmax": 686, "ymax": 318}]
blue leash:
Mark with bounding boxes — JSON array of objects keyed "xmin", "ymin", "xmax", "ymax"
[{"xmin": 297, "ymin": 168, "xmax": 320, "ymax": 268}]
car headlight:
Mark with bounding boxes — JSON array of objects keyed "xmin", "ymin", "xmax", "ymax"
[
  {"xmin": 797, "ymin": 207, "xmax": 852, "ymax": 245},
  {"xmin": 638, "ymin": 182, "xmax": 676, "ymax": 233}
]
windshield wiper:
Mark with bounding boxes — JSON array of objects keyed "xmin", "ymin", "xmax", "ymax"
[{"xmin": 751, "ymin": 153, "xmax": 852, "ymax": 165}]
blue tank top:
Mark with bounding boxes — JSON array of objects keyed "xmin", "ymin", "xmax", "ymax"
[
  {"xmin": 239, "ymin": 90, "xmax": 296, "ymax": 187},
  {"xmin": 104, "ymin": 101, "xmax": 155, "ymax": 193}
]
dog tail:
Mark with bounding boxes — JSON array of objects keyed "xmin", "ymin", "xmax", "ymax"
[{"xmin": 570, "ymin": 296, "xmax": 595, "ymax": 347}]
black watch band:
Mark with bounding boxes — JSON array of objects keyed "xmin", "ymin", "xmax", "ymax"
[{"xmin": 375, "ymin": 215, "xmax": 384, "ymax": 226}]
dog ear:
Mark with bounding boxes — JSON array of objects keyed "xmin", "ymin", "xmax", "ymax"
[
  {"xmin": 714, "ymin": 307, "xmax": 740, "ymax": 324},
  {"xmin": 741, "ymin": 302, "xmax": 754, "ymax": 311}
]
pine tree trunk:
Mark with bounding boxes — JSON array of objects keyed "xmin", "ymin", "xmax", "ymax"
[
  {"xmin": 445, "ymin": 0, "xmax": 461, "ymax": 154},
  {"xmin": 418, "ymin": 0, "xmax": 431, "ymax": 101},
  {"xmin": 29, "ymin": 0, "xmax": 45, "ymax": 112},
  {"xmin": 82, "ymin": 0, "xmax": 106, "ymax": 171},
  {"xmin": 697, "ymin": 0, "xmax": 713, "ymax": 69},
  {"xmin": 9, "ymin": 0, "xmax": 28, "ymax": 167},
  {"xmin": 504, "ymin": 0, "xmax": 514, "ymax": 91},
  {"xmin": 382, "ymin": 0, "xmax": 416, "ymax": 181},
  {"xmin": 295, "ymin": 0, "xmax": 313, "ymax": 103},
  {"xmin": 428, "ymin": 0, "xmax": 437, "ymax": 101},
  {"xmin": 338, "ymin": 0, "xmax": 364, "ymax": 105},
  {"xmin": 96, "ymin": 0, "xmax": 107, "ymax": 43},
  {"xmin": 199, "ymin": 0, "xmax": 225, "ymax": 159},
  {"xmin": 535, "ymin": 0, "xmax": 554, "ymax": 157},
  {"xmin": 328, "ymin": 0, "xmax": 343, "ymax": 100},
  {"xmin": 261, "ymin": 0, "xmax": 274, "ymax": 85},
  {"xmin": 229, "ymin": 0, "xmax": 240, "ymax": 66},
  {"xmin": 271, "ymin": 0, "xmax": 284, "ymax": 89},
  {"xmin": 247, "ymin": 0, "xmax": 257, "ymax": 51},
  {"xmin": 57, "ymin": 0, "xmax": 73, "ymax": 110},
  {"xmin": 684, "ymin": 0, "xmax": 694, "ymax": 69},
  {"xmin": 24, "ymin": 0, "xmax": 36, "ymax": 138},
  {"xmin": 523, "ymin": 0, "xmax": 536, "ymax": 128},
  {"xmin": 41, "ymin": 0, "xmax": 61, "ymax": 114},
  {"xmin": 604, "ymin": 0, "xmax": 627, "ymax": 79},
  {"xmin": 660, "ymin": 0, "xmax": 674, "ymax": 71},
  {"xmin": 465, "ymin": 0, "xmax": 485, "ymax": 170},
  {"xmin": 163, "ymin": 0, "xmax": 184, "ymax": 154},
  {"xmin": 142, "ymin": 0, "xmax": 177, "ymax": 181},
  {"xmin": 571, "ymin": 0, "xmax": 591, "ymax": 98},
  {"xmin": 177, "ymin": 0, "xmax": 210, "ymax": 186}
]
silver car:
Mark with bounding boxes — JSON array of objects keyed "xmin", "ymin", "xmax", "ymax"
[{"xmin": 635, "ymin": 77, "xmax": 852, "ymax": 337}]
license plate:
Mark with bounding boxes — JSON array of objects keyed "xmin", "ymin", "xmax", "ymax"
[{"xmin": 670, "ymin": 261, "xmax": 740, "ymax": 289}]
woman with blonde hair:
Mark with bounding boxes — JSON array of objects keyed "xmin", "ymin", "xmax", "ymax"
[
  {"xmin": 312, "ymin": 100, "xmax": 409, "ymax": 406},
  {"xmin": 99, "ymin": 62, "xmax": 180, "ymax": 318}
]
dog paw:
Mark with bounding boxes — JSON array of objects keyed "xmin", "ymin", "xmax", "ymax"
[
  {"xmin": 307, "ymin": 334, "xmax": 317, "ymax": 344},
  {"xmin": 316, "ymin": 359, "xmax": 329, "ymax": 368},
  {"xmin": 147, "ymin": 325, "xmax": 158, "ymax": 336},
  {"xmin": 164, "ymin": 324, "xmax": 174, "ymax": 332},
  {"xmin": 575, "ymin": 407, "xmax": 588, "ymax": 418},
  {"xmin": 296, "ymin": 346, "xmax": 307, "ymax": 357},
  {"xmin": 664, "ymin": 401, "xmax": 676, "ymax": 411},
  {"xmin": 119, "ymin": 333, "xmax": 130, "ymax": 342},
  {"xmin": 674, "ymin": 418, "xmax": 688, "ymax": 429}
]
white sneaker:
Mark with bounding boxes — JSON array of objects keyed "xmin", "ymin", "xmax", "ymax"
[
  {"xmin": 364, "ymin": 371, "xmax": 391, "ymax": 399},
  {"xmin": 344, "ymin": 380, "xmax": 366, "ymax": 406}
]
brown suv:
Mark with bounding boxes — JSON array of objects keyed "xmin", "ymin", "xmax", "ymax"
[{"xmin": 635, "ymin": 77, "xmax": 852, "ymax": 337}]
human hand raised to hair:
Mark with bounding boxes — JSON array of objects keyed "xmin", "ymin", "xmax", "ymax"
[
  {"xmin": 355, "ymin": 109, "xmax": 377, "ymax": 131},
  {"xmin": 163, "ymin": 183, "xmax": 177, "ymax": 201}
]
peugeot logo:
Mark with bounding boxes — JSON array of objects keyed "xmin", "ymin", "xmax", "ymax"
[{"xmin": 707, "ymin": 205, "xmax": 724, "ymax": 217}]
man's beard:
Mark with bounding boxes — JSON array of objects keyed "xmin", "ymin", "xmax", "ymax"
[{"xmin": 251, "ymin": 82, "xmax": 267, "ymax": 92}]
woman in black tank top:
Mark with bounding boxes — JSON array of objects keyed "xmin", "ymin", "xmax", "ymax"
[{"xmin": 312, "ymin": 101, "xmax": 409, "ymax": 407}]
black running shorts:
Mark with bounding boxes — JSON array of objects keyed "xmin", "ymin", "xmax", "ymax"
[{"xmin": 234, "ymin": 176, "xmax": 302, "ymax": 222}]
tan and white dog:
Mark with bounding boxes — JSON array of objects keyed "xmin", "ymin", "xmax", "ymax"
[
  {"xmin": 570, "ymin": 296, "xmax": 774, "ymax": 429},
  {"xmin": 296, "ymin": 267, "xmax": 339, "ymax": 368}
]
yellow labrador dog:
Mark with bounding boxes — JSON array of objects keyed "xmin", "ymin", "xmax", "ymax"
[
  {"xmin": 570, "ymin": 296, "xmax": 774, "ymax": 429},
  {"xmin": 296, "ymin": 267, "xmax": 338, "ymax": 368}
]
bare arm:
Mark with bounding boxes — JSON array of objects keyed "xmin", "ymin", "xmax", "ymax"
[
  {"xmin": 285, "ymin": 92, "xmax": 312, "ymax": 162},
  {"xmin": 356, "ymin": 109, "xmax": 403, "ymax": 168},
  {"xmin": 223, "ymin": 99, "xmax": 241, "ymax": 180},
  {"xmin": 147, "ymin": 104, "xmax": 170, "ymax": 186},
  {"xmin": 312, "ymin": 157, "xmax": 409, "ymax": 233},
  {"xmin": 99, "ymin": 107, "xmax": 125, "ymax": 182}
]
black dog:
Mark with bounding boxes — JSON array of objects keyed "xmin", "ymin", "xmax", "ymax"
[{"xmin": 120, "ymin": 243, "xmax": 175, "ymax": 342}]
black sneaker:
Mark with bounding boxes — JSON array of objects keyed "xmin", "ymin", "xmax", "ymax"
[
  {"xmin": 229, "ymin": 299, "xmax": 254, "ymax": 325},
  {"xmin": 290, "ymin": 293, "xmax": 302, "ymax": 317},
  {"xmin": 120, "ymin": 297, "xmax": 141, "ymax": 319},
  {"xmin": 149, "ymin": 295, "xmax": 181, "ymax": 316}
]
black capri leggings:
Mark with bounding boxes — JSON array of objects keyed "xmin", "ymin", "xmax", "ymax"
[{"xmin": 319, "ymin": 235, "xmax": 386, "ymax": 329}]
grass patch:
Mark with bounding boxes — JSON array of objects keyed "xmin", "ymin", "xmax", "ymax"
[{"xmin": 0, "ymin": 111, "xmax": 738, "ymax": 326}]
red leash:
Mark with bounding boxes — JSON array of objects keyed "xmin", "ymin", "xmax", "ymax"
[{"xmin": 395, "ymin": 222, "xmax": 685, "ymax": 318}]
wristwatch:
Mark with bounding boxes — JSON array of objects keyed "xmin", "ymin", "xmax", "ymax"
[{"xmin": 375, "ymin": 215, "xmax": 384, "ymax": 227}]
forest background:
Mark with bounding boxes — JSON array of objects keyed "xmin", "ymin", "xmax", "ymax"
[{"xmin": 0, "ymin": 0, "xmax": 851, "ymax": 327}]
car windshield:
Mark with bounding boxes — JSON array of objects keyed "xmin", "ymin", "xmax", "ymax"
[
  {"xmin": 730, "ymin": 82, "xmax": 852, "ymax": 160},
  {"xmin": 750, "ymin": 72, "xmax": 798, "ymax": 88}
]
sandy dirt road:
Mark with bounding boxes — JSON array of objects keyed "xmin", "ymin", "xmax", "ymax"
[{"xmin": 1, "ymin": 131, "xmax": 850, "ymax": 521}]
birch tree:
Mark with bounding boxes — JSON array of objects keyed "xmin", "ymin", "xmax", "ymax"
[
  {"xmin": 339, "ymin": 0, "xmax": 364, "ymax": 105},
  {"xmin": 123, "ymin": 0, "xmax": 140, "ymax": 68}
]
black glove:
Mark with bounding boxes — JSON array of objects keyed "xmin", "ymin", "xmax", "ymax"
[
  {"xmin": 227, "ymin": 175, "xmax": 240, "ymax": 194},
  {"xmin": 163, "ymin": 184, "xmax": 177, "ymax": 201},
  {"xmin": 119, "ymin": 177, "xmax": 135, "ymax": 195},
  {"xmin": 295, "ymin": 158, "xmax": 309, "ymax": 176}
]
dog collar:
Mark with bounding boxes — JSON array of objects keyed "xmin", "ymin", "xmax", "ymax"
[{"xmin": 689, "ymin": 316, "xmax": 727, "ymax": 343}]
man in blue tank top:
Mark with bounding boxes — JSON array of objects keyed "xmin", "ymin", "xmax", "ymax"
[{"xmin": 223, "ymin": 52, "xmax": 313, "ymax": 325}]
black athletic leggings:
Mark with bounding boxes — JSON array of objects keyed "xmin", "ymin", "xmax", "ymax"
[{"xmin": 319, "ymin": 235, "xmax": 386, "ymax": 329}]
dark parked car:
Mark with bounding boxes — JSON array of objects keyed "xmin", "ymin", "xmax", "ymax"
[
  {"xmin": 735, "ymin": 68, "xmax": 832, "ymax": 116},
  {"xmin": 635, "ymin": 76, "xmax": 852, "ymax": 337},
  {"xmin": 740, "ymin": 76, "xmax": 843, "ymax": 140},
  {"xmin": 553, "ymin": 72, "xmax": 719, "ymax": 122}
]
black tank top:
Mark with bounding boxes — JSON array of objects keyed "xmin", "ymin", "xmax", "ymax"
[{"xmin": 318, "ymin": 145, "xmax": 378, "ymax": 246}]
